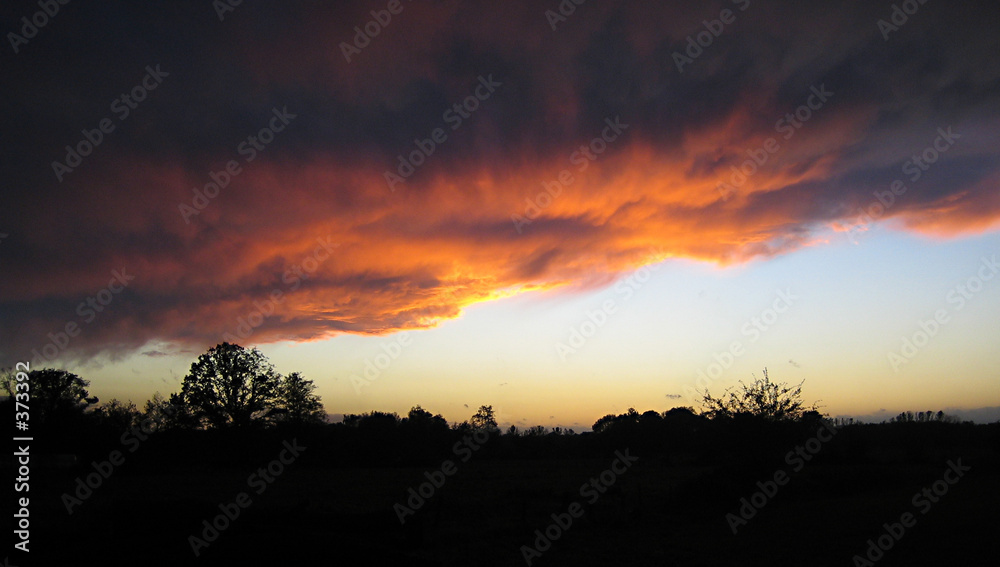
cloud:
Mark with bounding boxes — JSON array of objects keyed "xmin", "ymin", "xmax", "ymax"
[
  {"xmin": 141, "ymin": 350, "xmax": 171, "ymax": 358},
  {"xmin": 944, "ymin": 406, "xmax": 1000, "ymax": 424},
  {"xmin": 1, "ymin": 0, "xmax": 999, "ymax": 364}
]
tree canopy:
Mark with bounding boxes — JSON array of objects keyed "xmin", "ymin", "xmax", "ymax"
[
  {"xmin": 274, "ymin": 372, "xmax": 327, "ymax": 426},
  {"xmin": 180, "ymin": 343, "xmax": 284, "ymax": 428},
  {"xmin": 3, "ymin": 367, "xmax": 98, "ymax": 428}
]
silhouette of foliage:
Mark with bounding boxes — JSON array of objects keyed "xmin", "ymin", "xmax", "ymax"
[
  {"xmin": 591, "ymin": 407, "xmax": 641, "ymax": 433},
  {"xmin": 470, "ymin": 404, "xmax": 499, "ymax": 433},
  {"xmin": 525, "ymin": 425, "xmax": 548, "ymax": 437},
  {"xmin": 140, "ymin": 391, "xmax": 200, "ymax": 430},
  {"xmin": 403, "ymin": 405, "xmax": 448, "ymax": 431},
  {"xmin": 274, "ymin": 372, "xmax": 326, "ymax": 426},
  {"xmin": 591, "ymin": 413, "xmax": 617, "ymax": 433},
  {"xmin": 3, "ymin": 367, "xmax": 98, "ymax": 428},
  {"xmin": 343, "ymin": 410, "xmax": 400, "ymax": 431},
  {"xmin": 700, "ymin": 368, "xmax": 817, "ymax": 421},
  {"xmin": 180, "ymin": 343, "xmax": 282, "ymax": 428},
  {"xmin": 888, "ymin": 409, "xmax": 958, "ymax": 424},
  {"xmin": 92, "ymin": 398, "xmax": 141, "ymax": 431}
]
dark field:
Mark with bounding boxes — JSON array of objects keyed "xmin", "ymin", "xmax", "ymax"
[{"xmin": 17, "ymin": 424, "xmax": 1000, "ymax": 567}]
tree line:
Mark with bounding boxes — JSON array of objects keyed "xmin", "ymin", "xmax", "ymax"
[
  {"xmin": 1, "ymin": 343, "xmax": 989, "ymax": 465},
  {"xmin": 1, "ymin": 343, "xmax": 325, "ymax": 433}
]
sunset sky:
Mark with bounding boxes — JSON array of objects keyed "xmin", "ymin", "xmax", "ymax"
[{"xmin": 2, "ymin": 0, "xmax": 998, "ymax": 429}]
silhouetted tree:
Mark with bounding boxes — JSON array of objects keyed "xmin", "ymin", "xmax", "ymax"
[
  {"xmin": 888, "ymin": 409, "xmax": 958, "ymax": 424},
  {"xmin": 640, "ymin": 410, "xmax": 662, "ymax": 427},
  {"xmin": 891, "ymin": 411, "xmax": 915, "ymax": 423},
  {"xmin": 274, "ymin": 372, "xmax": 326, "ymax": 426},
  {"xmin": 701, "ymin": 368, "xmax": 817, "ymax": 421},
  {"xmin": 180, "ymin": 343, "xmax": 282, "ymax": 428},
  {"xmin": 2, "ymin": 368, "xmax": 98, "ymax": 428},
  {"xmin": 344, "ymin": 411, "xmax": 400, "ymax": 431},
  {"xmin": 661, "ymin": 406, "xmax": 699, "ymax": 420},
  {"xmin": 525, "ymin": 425, "xmax": 548, "ymax": 437},
  {"xmin": 592, "ymin": 413, "xmax": 617, "ymax": 433},
  {"xmin": 404, "ymin": 405, "xmax": 448, "ymax": 431},
  {"xmin": 470, "ymin": 404, "xmax": 499, "ymax": 433},
  {"xmin": 92, "ymin": 399, "xmax": 140, "ymax": 431},
  {"xmin": 0, "ymin": 367, "xmax": 13, "ymax": 394},
  {"xmin": 141, "ymin": 392, "xmax": 199, "ymax": 430},
  {"xmin": 591, "ymin": 408, "xmax": 642, "ymax": 434}
]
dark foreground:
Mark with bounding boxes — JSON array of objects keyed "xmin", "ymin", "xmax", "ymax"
[{"xmin": 13, "ymin": 424, "xmax": 1000, "ymax": 566}]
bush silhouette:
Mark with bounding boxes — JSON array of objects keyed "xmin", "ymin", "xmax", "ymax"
[{"xmin": 700, "ymin": 368, "xmax": 818, "ymax": 422}]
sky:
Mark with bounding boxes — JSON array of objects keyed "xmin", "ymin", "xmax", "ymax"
[{"xmin": 1, "ymin": 0, "xmax": 998, "ymax": 429}]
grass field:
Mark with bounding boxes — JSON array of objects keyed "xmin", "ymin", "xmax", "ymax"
[{"xmin": 21, "ymin": 454, "xmax": 999, "ymax": 566}]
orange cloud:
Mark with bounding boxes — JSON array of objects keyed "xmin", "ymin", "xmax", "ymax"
[{"xmin": 2, "ymin": 0, "xmax": 999, "ymax": 365}]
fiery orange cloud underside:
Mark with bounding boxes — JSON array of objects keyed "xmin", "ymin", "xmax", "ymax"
[
  {"xmin": 155, "ymin": 132, "xmax": 994, "ymax": 347},
  {"xmin": 5, "ymin": 119, "xmax": 996, "ymax": 361}
]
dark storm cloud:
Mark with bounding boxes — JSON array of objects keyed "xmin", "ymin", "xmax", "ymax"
[{"xmin": 1, "ymin": 0, "xmax": 998, "ymax": 364}]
